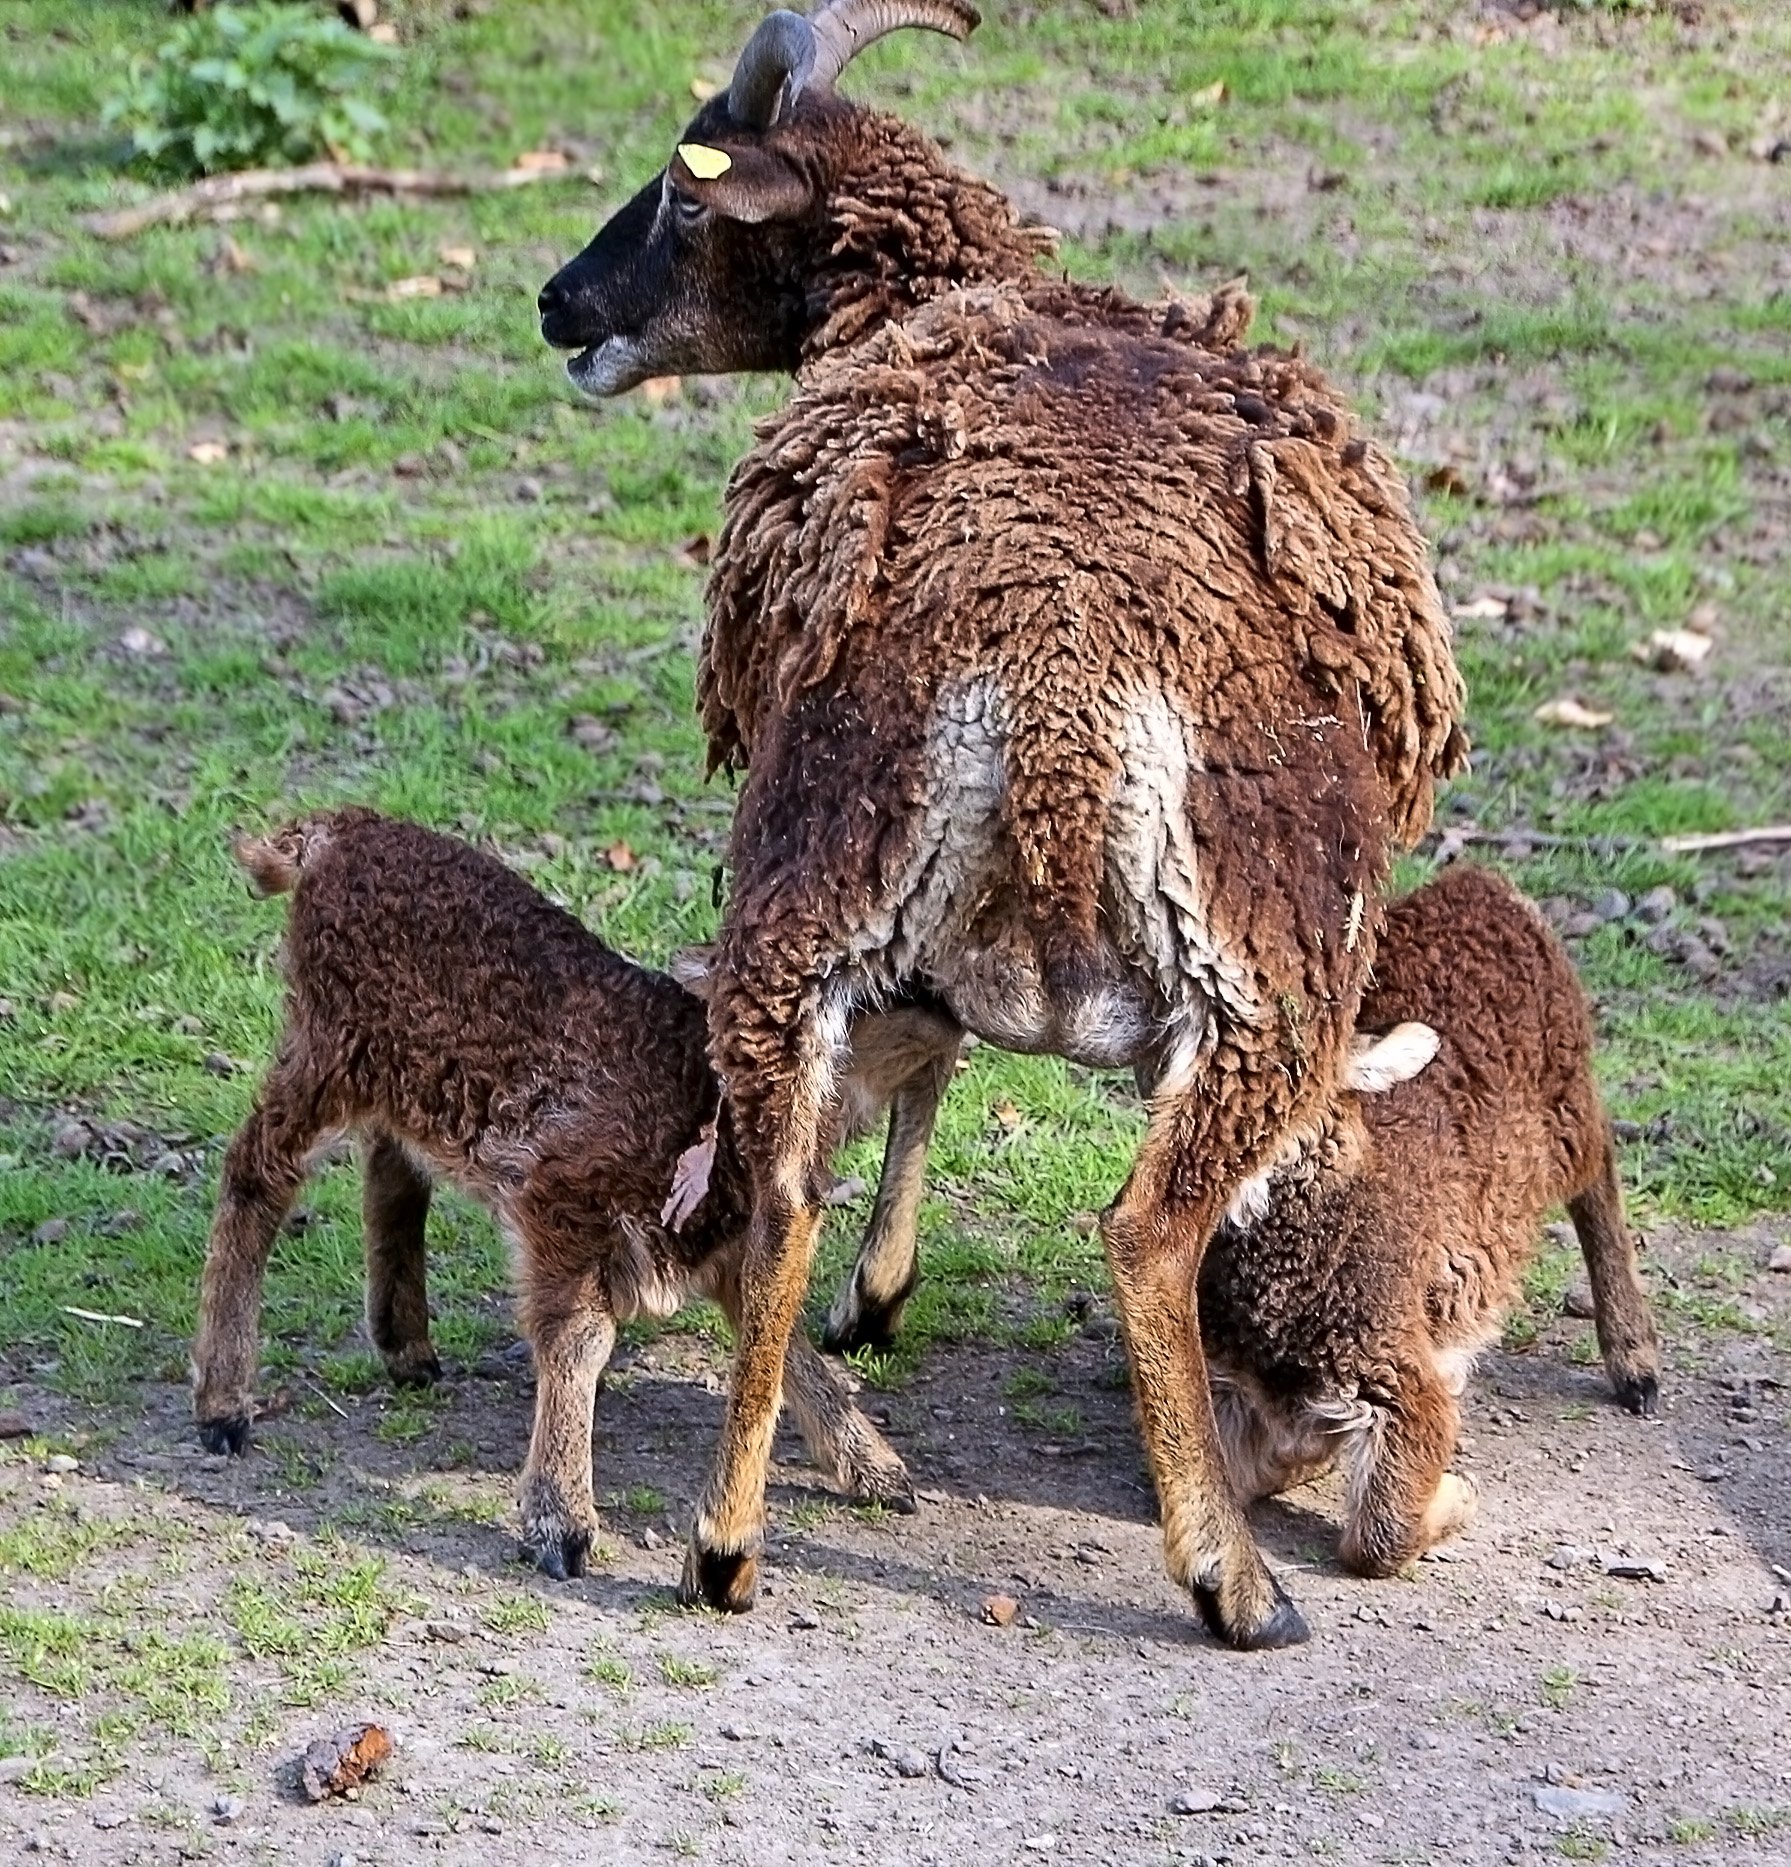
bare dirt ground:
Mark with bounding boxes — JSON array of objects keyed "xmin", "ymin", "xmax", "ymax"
[{"xmin": 2, "ymin": 1222, "xmax": 1788, "ymax": 1867}]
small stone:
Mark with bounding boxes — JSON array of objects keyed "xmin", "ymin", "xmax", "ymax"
[
  {"xmin": 212, "ymin": 1793, "xmax": 245, "ymax": 1825},
  {"xmin": 1604, "ymin": 1556, "xmax": 1667, "ymax": 1583},
  {"xmin": 32, "ymin": 1219, "xmax": 69, "ymax": 1245},
  {"xmin": 1591, "ymin": 888, "xmax": 1631, "ymax": 922},
  {"xmin": 1534, "ymin": 1783, "xmax": 1628, "ymax": 1822},
  {"xmin": 788, "ymin": 1608, "xmax": 820, "ymax": 1631},
  {"xmin": 1706, "ymin": 365, "xmax": 1754, "ymax": 394},
  {"xmin": 871, "ymin": 1739, "xmax": 929, "ymax": 1779},
  {"xmin": 1545, "ymin": 1544, "xmax": 1591, "ymax": 1571},
  {"xmin": 0, "ymin": 1415, "xmax": 30, "ymax": 1440},
  {"xmin": 515, "ymin": 477, "xmax": 544, "ymax": 503},
  {"xmin": 980, "ymin": 1593, "xmax": 1020, "ymax": 1627},
  {"xmin": 1562, "ymin": 1283, "xmax": 1596, "ymax": 1320},
  {"xmin": 1767, "ymin": 1244, "xmax": 1791, "ymax": 1273},
  {"xmin": 477, "ymin": 1815, "xmax": 504, "ymax": 1834},
  {"xmin": 1168, "ymin": 1789, "xmax": 1234, "ymax": 1815},
  {"xmin": 328, "ymin": 1855, "xmax": 358, "ymax": 1867},
  {"xmin": 100, "ymin": 1209, "xmax": 142, "ymax": 1237},
  {"xmin": 248, "ymin": 1518, "xmax": 294, "ymax": 1544},
  {"xmin": 93, "ymin": 1811, "xmax": 126, "ymax": 1830},
  {"xmin": 424, "ymin": 1619, "xmax": 467, "ymax": 1644},
  {"xmin": 1409, "ymin": 1731, "xmax": 1440, "ymax": 1750},
  {"xmin": 51, "ymin": 1119, "xmax": 90, "ymax": 1158},
  {"xmin": 0, "ymin": 1757, "xmax": 34, "ymax": 1783},
  {"xmin": 1634, "ymin": 885, "xmax": 1677, "ymax": 924},
  {"xmin": 638, "ymin": 1525, "xmax": 662, "ymax": 1550},
  {"xmin": 202, "ymin": 1051, "xmax": 236, "ymax": 1077},
  {"xmin": 44, "ymin": 1454, "xmax": 78, "ymax": 1475}
]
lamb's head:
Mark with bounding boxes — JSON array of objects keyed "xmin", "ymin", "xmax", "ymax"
[{"xmin": 538, "ymin": 1, "xmax": 999, "ymax": 395}]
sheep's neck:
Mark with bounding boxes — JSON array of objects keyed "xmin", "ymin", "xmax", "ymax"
[{"xmin": 802, "ymin": 113, "xmax": 1056, "ymax": 361}]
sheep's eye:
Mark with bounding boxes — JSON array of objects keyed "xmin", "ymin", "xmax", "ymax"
[{"xmin": 671, "ymin": 187, "xmax": 707, "ymax": 226}]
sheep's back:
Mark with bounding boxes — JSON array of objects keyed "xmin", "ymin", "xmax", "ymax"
[{"xmin": 703, "ymin": 280, "xmax": 1466, "ymax": 860}]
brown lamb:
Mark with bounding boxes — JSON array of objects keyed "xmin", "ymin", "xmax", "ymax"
[
  {"xmin": 1200, "ymin": 862, "xmax": 1661, "ymax": 1576},
  {"xmin": 538, "ymin": 1, "xmax": 1468, "ymax": 1647},
  {"xmin": 189, "ymin": 808, "xmax": 933, "ymax": 1577}
]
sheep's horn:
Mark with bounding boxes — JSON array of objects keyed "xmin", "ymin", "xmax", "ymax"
[
  {"xmin": 728, "ymin": 10, "xmax": 818, "ymax": 130},
  {"xmin": 808, "ymin": 0, "xmax": 980, "ymax": 92}
]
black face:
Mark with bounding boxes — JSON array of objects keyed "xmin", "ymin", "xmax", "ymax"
[{"xmin": 537, "ymin": 99, "xmax": 821, "ymax": 397}]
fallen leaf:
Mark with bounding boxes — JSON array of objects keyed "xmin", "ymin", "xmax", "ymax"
[
  {"xmin": 513, "ymin": 149, "xmax": 570, "ymax": 173},
  {"xmin": 992, "ymin": 1099, "xmax": 1022, "ymax": 1131},
  {"xmin": 187, "ymin": 440, "xmax": 228, "ymax": 465},
  {"xmin": 1423, "ymin": 462, "xmax": 1473, "ymax": 497},
  {"xmin": 1451, "ymin": 595, "xmax": 1509, "ymax": 622},
  {"xmin": 639, "ymin": 375, "xmax": 682, "ymax": 405},
  {"xmin": 385, "ymin": 274, "xmax": 443, "ymax": 300},
  {"xmin": 604, "ymin": 841, "xmax": 637, "ymax": 872},
  {"xmin": 980, "ymin": 1593, "xmax": 1020, "ymax": 1627},
  {"xmin": 437, "ymin": 243, "xmax": 477, "ymax": 270},
  {"xmin": 299, "ymin": 1723, "xmax": 394, "ymax": 1802},
  {"xmin": 1629, "ymin": 628, "xmax": 1712, "ymax": 673},
  {"xmin": 1534, "ymin": 697, "xmax": 1613, "ymax": 731},
  {"xmin": 1190, "ymin": 79, "xmax": 1226, "ymax": 106}
]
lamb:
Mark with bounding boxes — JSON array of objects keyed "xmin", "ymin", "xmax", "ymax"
[
  {"xmin": 1201, "ymin": 862, "xmax": 1661, "ymax": 1575},
  {"xmin": 189, "ymin": 807, "xmax": 931, "ymax": 1577},
  {"xmin": 539, "ymin": 0, "xmax": 1467, "ymax": 1647}
]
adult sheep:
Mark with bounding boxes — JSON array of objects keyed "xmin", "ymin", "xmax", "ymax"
[{"xmin": 539, "ymin": 0, "xmax": 1467, "ymax": 1649}]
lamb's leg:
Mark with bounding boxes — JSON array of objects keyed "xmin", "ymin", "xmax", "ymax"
[
  {"xmin": 822, "ymin": 1044, "xmax": 956, "ymax": 1355},
  {"xmin": 1338, "ymin": 1369, "xmax": 1470, "ymax": 1577},
  {"xmin": 516, "ymin": 1254, "xmax": 615, "ymax": 1580},
  {"xmin": 1101, "ymin": 1061, "xmax": 1312, "ymax": 1650},
  {"xmin": 361, "ymin": 1130, "xmax": 441, "ymax": 1388},
  {"xmin": 1566, "ymin": 1125, "xmax": 1661, "ymax": 1417},
  {"xmin": 191, "ymin": 1063, "xmax": 329, "ymax": 1454}
]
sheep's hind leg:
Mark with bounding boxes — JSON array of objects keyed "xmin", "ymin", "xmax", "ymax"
[
  {"xmin": 192, "ymin": 1062, "xmax": 332, "ymax": 1455},
  {"xmin": 822, "ymin": 1042, "xmax": 956, "ymax": 1354},
  {"xmin": 682, "ymin": 988, "xmax": 843, "ymax": 1613},
  {"xmin": 1567, "ymin": 1126, "xmax": 1661, "ymax": 1417},
  {"xmin": 1337, "ymin": 1367, "xmax": 1468, "ymax": 1578},
  {"xmin": 361, "ymin": 1130, "xmax": 441, "ymax": 1388},
  {"xmin": 516, "ymin": 1257, "xmax": 615, "ymax": 1580},
  {"xmin": 1102, "ymin": 1068, "xmax": 1311, "ymax": 1650}
]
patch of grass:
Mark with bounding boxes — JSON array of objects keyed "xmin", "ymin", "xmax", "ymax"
[
  {"xmin": 1540, "ymin": 1665, "xmax": 1577, "ymax": 1711},
  {"xmin": 620, "ymin": 1720, "xmax": 693, "ymax": 1753},
  {"xmin": 656, "ymin": 1653, "xmax": 718, "ymax": 1690},
  {"xmin": 483, "ymin": 1594, "xmax": 551, "ymax": 1637}
]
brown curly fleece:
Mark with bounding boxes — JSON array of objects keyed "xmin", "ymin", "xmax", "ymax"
[
  {"xmin": 1199, "ymin": 862, "xmax": 1661, "ymax": 1576},
  {"xmin": 189, "ymin": 809, "xmax": 921, "ymax": 1578},
  {"xmin": 669, "ymin": 91, "xmax": 1468, "ymax": 1647}
]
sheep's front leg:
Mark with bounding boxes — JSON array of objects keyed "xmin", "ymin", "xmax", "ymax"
[
  {"xmin": 680, "ymin": 989, "xmax": 843, "ymax": 1614},
  {"xmin": 361, "ymin": 1130, "xmax": 441, "ymax": 1388},
  {"xmin": 822, "ymin": 1038, "xmax": 957, "ymax": 1355},
  {"xmin": 517, "ymin": 1259, "xmax": 616, "ymax": 1581}
]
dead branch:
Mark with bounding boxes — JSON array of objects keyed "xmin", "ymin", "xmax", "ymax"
[
  {"xmin": 1427, "ymin": 823, "xmax": 1791, "ymax": 860},
  {"xmin": 83, "ymin": 161, "xmax": 569, "ymax": 239},
  {"xmin": 1659, "ymin": 826, "xmax": 1791, "ymax": 855}
]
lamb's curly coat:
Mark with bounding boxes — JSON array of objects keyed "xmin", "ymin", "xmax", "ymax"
[
  {"xmin": 189, "ymin": 809, "xmax": 920, "ymax": 1577},
  {"xmin": 1200, "ymin": 862, "xmax": 1661, "ymax": 1575}
]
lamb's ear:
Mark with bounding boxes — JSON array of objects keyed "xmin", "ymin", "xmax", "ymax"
[
  {"xmin": 671, "ymin": 142, "xmax": 813, "ymax": 224},
  {"xmin": 1345, "ymin": 1021, "xmax": 1440, "ymax": 1094},
  {"xmin": 669, "ymin": 944, "xmax": 718, "ymax": 997}
]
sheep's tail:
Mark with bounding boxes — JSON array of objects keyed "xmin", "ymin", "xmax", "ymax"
[{"xmin": 233, "ymin": 810, "xmax": 360, "ymax": 897}]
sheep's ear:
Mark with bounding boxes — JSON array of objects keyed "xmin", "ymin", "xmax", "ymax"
[
  {"xmin": 671, "ymin": 143, "xmax": 813, "ymax": 224},
  {"xmin": 1345, "ymin": 1021, "xmax": 1439, "ymax": 1094},
  {"xmin": 669, "ymin": 944, "xmax": 718, "ymax": 997}
]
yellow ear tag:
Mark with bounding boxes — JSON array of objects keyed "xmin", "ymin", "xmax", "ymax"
[{"xmin": 677, "ymin": 143, "xmax": 733, "ymax": 181}]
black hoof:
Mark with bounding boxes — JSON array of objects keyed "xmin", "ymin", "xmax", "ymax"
[
  {"xmin": 198, "ymin": 1414, "xmax": 250, "ymax": 1457},
  {"xmin": 388, "ymin": 1351, "xmax": 443, "ymax": 1390},
  {"xmin": 821, "ymin": 1308, "xmax": 901, "ymax": 1357},
  {"xmin": 678, "ymin": 1542, "xmax": 757, "ymax": 1613},
  {"xmin": 527, "ymin": 1528, "xmax": 590, "ymax": 1581},
  {"xmin": 1614, "ymin": 1372, "xmax": 1659, "ymax": 1418},
  {"xmin": 1191, "ymin": 1572, "xmax": 1311, "ymax": 1651}
]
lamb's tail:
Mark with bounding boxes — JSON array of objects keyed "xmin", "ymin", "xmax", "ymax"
[{"xmin": 233, "ymin": 810, "xmax": 360, "ymax": 897}]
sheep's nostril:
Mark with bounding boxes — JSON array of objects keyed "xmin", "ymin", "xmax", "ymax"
[{"xmin": 537, "ymin": 278, "xmax": 567, "ymax": 321}]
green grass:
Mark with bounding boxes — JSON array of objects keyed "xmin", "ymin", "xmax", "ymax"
[{"xmin": 0, "ymin": 0, "xmax": 1786, "ymax": 1439}]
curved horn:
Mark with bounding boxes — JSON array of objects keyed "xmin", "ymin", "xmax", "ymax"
[
  {"xmin": 728, "ymin": 9, "xmax": 818, "ymax": 130},
  {"xmin": 808, "ymin": 0, "xmax": 980, "ymax": 92}
]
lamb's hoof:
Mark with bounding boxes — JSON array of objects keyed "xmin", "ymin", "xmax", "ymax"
[
  {"xmin": 1613, "ymin": 1371, "xmax": 1659, "ymax": 1418},
  {"xmin": 197, "ymin": 1414, "xmax": 251, "ymax": 1457},
  {"xmin": 526, "ymin": 1526, "xmax": 592, "ymax": 1582},
  {"xmin": 820, "ymin": 1304, "xmax": 903, "ymax": 1357},
  {"xmin": 678, "ymin": 1539, "xmax": 758, "ymax": 1614},
  {"xmin": 519, "ymin": 1476, "xmax": 597, "ymax": 1581},
  {"xmin": 857, "ymin": 1463, "xmax": 918, "ymax": 1516},
  {"xmin": 1190, "ymin": 1568, "xmax": 1310, "ymax": 1651},
  {"xmin": 384, "ymin": 1345, "xmax": 443, "ymax": 1390}
]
